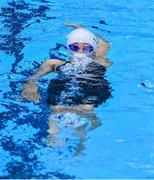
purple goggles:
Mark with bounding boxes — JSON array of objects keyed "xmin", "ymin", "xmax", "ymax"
[{"xmin": 68, "ymin": 44, "xmax": 94, "ymax": 53}]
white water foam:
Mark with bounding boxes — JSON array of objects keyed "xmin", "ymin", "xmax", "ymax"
[
  {"xmin": 60, "ymin": 53, "xmax": 93, "ymax": 76},
  {"xmin": 58, "ymin": 53, "xmax": 94, "ymax": 103}
]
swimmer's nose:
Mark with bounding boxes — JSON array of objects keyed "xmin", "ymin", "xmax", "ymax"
[{"xmin": 78, "ymin": 48, "xmax": 84, "ymax": 53}]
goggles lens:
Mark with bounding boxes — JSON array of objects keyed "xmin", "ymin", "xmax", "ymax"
[{"xmin": 69, "ymin": 44, "xmax": 94, "ymax": 53}]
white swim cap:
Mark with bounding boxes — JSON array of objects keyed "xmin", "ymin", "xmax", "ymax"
[{"xmin": 67, "ymin": 28, "xmax": 98, "ymax": 49}]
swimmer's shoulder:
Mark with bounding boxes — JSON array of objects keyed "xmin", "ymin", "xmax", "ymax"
[
  {"xmin": 94, "ymin": 57, "xmax": 112, "ymax": 68},
  {"xmin": 45, "ymin": 58, "xmax": 65, "ymax": 65},
  {"xmin": 45, "ymin": 58, "xmax": 66, "ymax": 70}
]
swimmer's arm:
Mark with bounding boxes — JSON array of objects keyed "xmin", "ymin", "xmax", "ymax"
[
  {"xmin": 29, "ymin": 59, "xmax": 64, "ymax": 80},
  {"xmin": 22, "ymin": 59, "xmax": 64, "ymax": 102},
  {"xmin": 95, "ymin": 36, "xmax": 112, "ymax": 68},
  {"xmin": 64, "ymin": 22, "xmax": 84, "ymax": 29}
]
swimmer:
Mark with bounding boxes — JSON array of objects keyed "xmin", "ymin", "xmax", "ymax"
[
  {"xmin": 22, "ymin": 23, "xmax": 112, "ymax": 109},
  {"xmin": 22, "ymin": 23, "xmax": 112, "ymax": 150}
]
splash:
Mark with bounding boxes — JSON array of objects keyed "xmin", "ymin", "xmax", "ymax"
[
  {"xmin": 57, "ymin": 53, "xmax": 93, "ymax": 104},
  {"xmin": 60, "ymin": 53, "xmax": 93, "ymax": 76},
  {"xmin": 139, "ymin": 80, "xmax": 154, "ymax": 91}
]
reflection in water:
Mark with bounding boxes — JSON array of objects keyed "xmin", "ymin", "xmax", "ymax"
[
  {"xmin": 46, "ymin": 55, "xmax": 112, "ymax": 155},
  {"xmin": 47, "ymin": 111, "xmax": 101, "ymax": 156},
  {"xmin": 49, "ymin": 43, "xmax": 68, "ymax": 61},
  {"xmin": 0, "ymin": 0, "xmax": 112, "ymax": 178},
  {"xmin": 0, "ymin": 0, "xmax": 54, "ymax": 74},
  {"xmin": 0, "ymin": 0, "xmax": 65, "ymax": 178}
]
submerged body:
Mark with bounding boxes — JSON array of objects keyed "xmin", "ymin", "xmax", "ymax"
[
  {"xmin": 22, "ymin": 23, "xmax": 112, "ymax": 112},
  {"xmin": 22, "ymin": 23, "xmax": 112, "ymax": 148},
  {"xmin": 47, "ymin": 58, "xmax": 112, "ymax": 107}
]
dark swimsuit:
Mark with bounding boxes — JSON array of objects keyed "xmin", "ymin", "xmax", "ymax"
[{"xmin": 47, "ymin": 61, "xmax": 112, "ymax": 107}]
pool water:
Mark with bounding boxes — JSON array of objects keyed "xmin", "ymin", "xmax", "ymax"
[{"xmin": 0, "ymin": 0, "xmax": 154, "ymax": 179}]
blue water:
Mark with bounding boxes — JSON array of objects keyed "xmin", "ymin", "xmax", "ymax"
[{"xmin": 0, "ymin": 0, "xmax": 154, "ymax": 179}]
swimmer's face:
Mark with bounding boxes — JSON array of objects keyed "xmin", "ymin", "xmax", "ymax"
[{"xmin": 68, "ymin": 42, "xmax": 94, "ymax": 56}]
